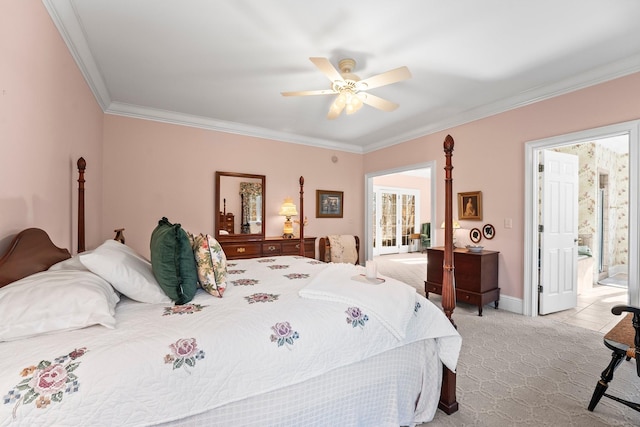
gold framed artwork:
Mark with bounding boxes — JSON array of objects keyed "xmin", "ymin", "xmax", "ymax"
[
  {"xmin": 316, "ymin": 190, "xmax": 344, "ymax": 218},
  {"xmin": 458, "ymin": 191, "xmax": 482, "ymax": 220}
]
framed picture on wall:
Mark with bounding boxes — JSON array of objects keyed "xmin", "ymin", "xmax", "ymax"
[
  {"xmin": 316, "ymin": 190, "xmax": 344, "ymax": 218},
  {"xmin": 458, "ymin": 191, "xmax": 482, "ymax": 220}
]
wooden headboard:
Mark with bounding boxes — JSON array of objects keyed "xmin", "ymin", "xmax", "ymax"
[{"xmin": 0, "ymin": 157, "xmax": 86, "ymax": 288}]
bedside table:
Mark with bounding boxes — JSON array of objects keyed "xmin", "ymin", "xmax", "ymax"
[{"xmin": 425, "ymin": 247, "xmax": 500, "ymax": 316}]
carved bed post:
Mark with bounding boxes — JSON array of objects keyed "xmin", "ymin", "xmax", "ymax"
[
  {"xmin": 442, "ymin": 135, "xmax": 456, "ymax": 325},
  {"xmin": 298, "ymin": 176, "xmax": 305, "ymax": 256},
  {"xmin": 438, "ymin": 134, "xmax": 458, "ymax": 415},
  {"xmin": 77, "ymin": 157, "xmax": 86, "ymax": 253}
]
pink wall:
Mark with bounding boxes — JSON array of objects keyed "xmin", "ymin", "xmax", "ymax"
[
  {"xmin": 4, "ymin": 1, "xmax": 640, "ymax": 306},
  {"xmin": 365, "ymin": 72, "xmax": 640, "ymax": 300},
  {"xmin": 0, "ymin": 1, "xmax": 103, "ymax": 253},
  {"xmin": 102, "ymin": 115, "xmax": 364, "ymax": 258}
]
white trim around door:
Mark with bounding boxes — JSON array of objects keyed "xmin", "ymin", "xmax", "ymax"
[{"xmin": 524, "ymin": 120, "xmax": 640, "ymax": 317}]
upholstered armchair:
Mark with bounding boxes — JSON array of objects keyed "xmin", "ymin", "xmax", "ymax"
[
  {"xmin": 420, "ymin": 223, "xmax": 431, "ymax": 252},
  {"xmin": 318, "ymin": 235, "xmax": 360, "ymax": 264}
]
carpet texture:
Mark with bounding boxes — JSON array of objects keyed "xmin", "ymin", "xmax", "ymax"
[
  {"xmin": 424, "ymin": 301, "xmax": 640, "ymax": 426},
  {"xmin": 374, "ymin": 253, "xmax": 427, "ymax": 296}
]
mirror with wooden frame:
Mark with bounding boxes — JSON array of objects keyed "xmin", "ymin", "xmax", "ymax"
[{"xmin": 215, "ymin": 171, "xmax": 266, "ymax": 241}]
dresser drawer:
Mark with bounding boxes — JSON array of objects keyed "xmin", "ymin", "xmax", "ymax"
[
  {"xmin": 222, "ymin": 242, "xmax": 262, "ymax": 259},
  {"xmin": 282, "ymin": 240, "xmax": 303, "ymax": 255},
  {"xmin": 262, "ymin": 242, "xmax": 282, "ymax": 255}
]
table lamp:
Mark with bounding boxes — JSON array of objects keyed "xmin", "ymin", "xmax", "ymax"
[
  {"xmin": 440, "ymin": 220, "xmax": 461, "ymax": 247},
  {"xmin": 279, "ymin": 197, "xmax": 298, "ymax": 238}
]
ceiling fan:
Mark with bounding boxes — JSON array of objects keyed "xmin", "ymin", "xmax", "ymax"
[{"xmin": 281, "ymin": 57, "xmax": 412, "ymax": 119}]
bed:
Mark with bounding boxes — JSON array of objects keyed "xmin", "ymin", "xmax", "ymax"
[{"xmin": 0, "ymin": 141, "xmax": 461, "ymax": 426}]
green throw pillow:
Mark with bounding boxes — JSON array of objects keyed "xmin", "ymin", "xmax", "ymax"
[{"xmin": 150, "ymin": 217, "xmax": 198, "ymax": 304}]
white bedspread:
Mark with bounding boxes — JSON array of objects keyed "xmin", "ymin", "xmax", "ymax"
[
  {"xmin": 299, "ymin": 262, "xmax": 416, "ymax": 340},
  {"xmin": 0, "ymin": 256, "xmax": 461, "ymax": 426}
]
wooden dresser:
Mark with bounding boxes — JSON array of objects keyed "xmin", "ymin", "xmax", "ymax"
[
  {"xmin": 218, "ymin": 212, "xmax": 234, "ymax": 234},
  {"xmin": 221, "ymin": 237, "xmax": 316, "ymax": 260},
  {"xmin": 425, "ymin": 247, "xmax": 500, "ymax": 316}
]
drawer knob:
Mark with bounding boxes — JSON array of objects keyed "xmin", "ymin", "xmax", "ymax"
[
  {"xmin": 237, "ymin": 247, "xmax": 246, "ymax": 253},
  {"xmin": 267, "ymin": 245, "xmax": 277, "ymax": 251}
]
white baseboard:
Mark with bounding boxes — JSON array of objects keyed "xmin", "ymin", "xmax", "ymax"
[{"xmin": 494, "ymin": 294, "xmax": 524, "ymax": 315}]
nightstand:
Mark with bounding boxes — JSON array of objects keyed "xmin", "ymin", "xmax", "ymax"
[{"xmin": 425, "ymin": 247, "xmax": 500, "ymax": 316}]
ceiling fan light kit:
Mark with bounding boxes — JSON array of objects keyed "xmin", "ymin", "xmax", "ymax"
[{"xmin": 282, "ymin": 57, "xmax": 411, "ymax": 119}]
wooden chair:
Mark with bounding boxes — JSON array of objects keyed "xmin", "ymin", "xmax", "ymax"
[
  {"xmin": 318, "ymin": 236, "xmax": 359, "ymax": 265},
  {"xmin": 588, "ymin": 305, "xmax": 640, "ymax": 412}
]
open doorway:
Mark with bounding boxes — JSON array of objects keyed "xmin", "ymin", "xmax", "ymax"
[
  {"xmin": 364, "ymin": 162, "xmax": 436, "ymax": 262},
  {"xmin": 524, "ymin": 120, "xmax": 640, "ymax": 318}
]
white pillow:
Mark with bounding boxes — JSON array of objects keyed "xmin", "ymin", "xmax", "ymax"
[
  {"xmin": 0, "ymin": 270, "xmax": 119, "ymax": 342},
  {"xmin": 48, "ymin": 252, "xmax": 92, "ymax": 271},
  {"xmin": 79, "ymin": 240, "xmax": 171, "ymax": 304}
]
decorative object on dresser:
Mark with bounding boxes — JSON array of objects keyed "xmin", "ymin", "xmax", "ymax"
[
  {"xmin": 440, "ymin": 220, "xmax": 461, "ymax": 248},
  {"xmin": 278, "ymin": 197, "xmax": 298, "ymax": 238},
  {"xmin": 425, "ymin": 246, "xmax": 500, "ymax": 316},
  {"xmin": 458, "ymin": 190, "xmax": 482, "ymax": 220},
  {"xmin": 316, "ymin": 189, "xmax": 344, "ymax": 218}
]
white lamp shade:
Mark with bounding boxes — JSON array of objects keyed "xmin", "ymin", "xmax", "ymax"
[{"xmin": 279, "ymin": 198, "xmax": 298, "ymax": 217}]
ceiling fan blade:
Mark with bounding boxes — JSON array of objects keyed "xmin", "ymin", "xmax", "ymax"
[
  {"xmin": 309, "ymin": 57, "xmax": 344, "ymax": 83},
  {"xmin": 281, "ymin": 89, "xmax": 336, "ymax": 97},
  {"xmin": 358, "ymin": 92, "xmax": 399, "ymax": 112},
  {"xmin": 326, "ymin": 108, "xmax": 341, "ymax": 120},
  {"xmin": 357, "ymin": 66, "xmax": 411, "ymax": 90}
]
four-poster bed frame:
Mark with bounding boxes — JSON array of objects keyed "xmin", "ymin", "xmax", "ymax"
[{"xmin": 1, "ymin": 140, "xmax": 459, "ymax": 417}]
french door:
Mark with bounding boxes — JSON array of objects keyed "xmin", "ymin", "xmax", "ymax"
[{"xmin": 373, "ymin": 186, "xmax": 419, "ymax": 256}]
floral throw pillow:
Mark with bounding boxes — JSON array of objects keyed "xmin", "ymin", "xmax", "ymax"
[{"xmin": 191, "ymin": 233, "xmax": 227, "ymax": 297}]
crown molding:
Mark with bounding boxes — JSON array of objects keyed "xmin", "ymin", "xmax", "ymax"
[{"xmin": 106, "ymin": 102, "xmax": 365, "ymax": 154}]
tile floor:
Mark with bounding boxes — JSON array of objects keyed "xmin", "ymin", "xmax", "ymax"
[{"xmin": 542, "ymin": 281, "xmax": 629, "ymax": 333}]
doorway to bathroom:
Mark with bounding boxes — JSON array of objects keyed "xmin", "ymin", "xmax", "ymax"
[{"xmin": 524, "ymin": 120, "xmax": 639, "ymax": 318}]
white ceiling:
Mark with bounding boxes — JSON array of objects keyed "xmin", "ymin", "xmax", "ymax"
[{"xmin": 44, "ymin": 0, "xmax": 640, "ymax": 153}]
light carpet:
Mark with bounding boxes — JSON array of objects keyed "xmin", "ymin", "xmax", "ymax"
[
  {"xmin": 423, "ymin": 299, "xmax": 640, "ymax": 426},
  {"xmin": 373, "ymin": 252, "xmax": 427, "ymax": 296},
  {"xmin": 373, "ymin": 253, "xmax": 639, "ymax": 426}
]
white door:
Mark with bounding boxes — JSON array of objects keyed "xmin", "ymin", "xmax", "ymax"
[
  {"xmin": 539, "ymin": 150, "xmax": 579, "ymax": 315},
  {"xmin": 373, "ymin": 187, "xmax": 419, "ymax": 256}
]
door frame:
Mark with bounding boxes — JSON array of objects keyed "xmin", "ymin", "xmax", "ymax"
[
  {"xmin": 365, "ymin": 161, "xmax": 436, "ymax": 262},
  {"xmin": 524, "ymin": 120, "xmax": 640, "ymax": 316}
]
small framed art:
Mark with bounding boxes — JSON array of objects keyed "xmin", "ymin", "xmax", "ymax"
[
  {"xmin": 470, "ymin": 228, "xmax": 482, "ymax": 243},
  {"xmin": 316, "ymin": 190, "xmax": 344, "ymax": 218},
  {"xmin": 458, "ymin": 191, "xmax": 482, "ymax": 220},
  {"xmin": 483, "ymin": 224, "xmax": 495, "ymax": 240}
]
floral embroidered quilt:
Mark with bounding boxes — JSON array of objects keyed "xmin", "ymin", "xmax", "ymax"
[{"xmin": 0, "ymin": 256, "xmax": 460, "ymax": 426}]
